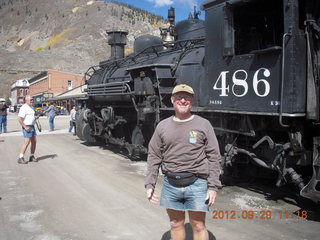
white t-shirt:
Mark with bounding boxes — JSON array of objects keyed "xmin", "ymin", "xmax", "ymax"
[
  {"xmin": 18, "ymin": 104, "xmax": 35, "ymax": 126},
  {"xmin": 70, "ymin": 108, "xmax": 76, "ymax": 121}
]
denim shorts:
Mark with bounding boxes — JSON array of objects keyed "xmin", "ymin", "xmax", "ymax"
[
  {"xmin": 160, "ymin": 177, "xmax": 209, "ymax": 212},
  {"xmin": 22, "ymin": 125, "xmax": 37, "ymax": 138}
]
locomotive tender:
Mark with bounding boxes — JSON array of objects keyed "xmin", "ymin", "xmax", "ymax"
[{"xmin": 76, "ymin": 0, "xmax": 320, "ymax": 201}]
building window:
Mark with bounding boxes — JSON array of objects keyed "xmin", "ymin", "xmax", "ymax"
[
  {"xmin": 20, "ymin": 89, "xmax": 23, "ymax": 95},
  {"xmin": 25, "ymin": 89, "xmax": 28, "ymax": 95},
  {"xmin": 68, "ymin": 80, "xmax": 72, "ymax": 90}
]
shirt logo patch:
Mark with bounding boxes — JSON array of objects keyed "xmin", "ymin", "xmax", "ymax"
[{"xmin": 189, "ymin": 131, "xmax": 198, "ymax": 144}]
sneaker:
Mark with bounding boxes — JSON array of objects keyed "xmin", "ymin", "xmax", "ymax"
[
  {"xmin": 29, "ymin": 156, "xmax": 38, "ymax": 162},
  {"xmin": 18, "ymin": 157, "xmax": 27, "ymax": 164}
]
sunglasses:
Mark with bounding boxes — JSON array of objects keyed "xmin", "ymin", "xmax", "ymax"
[{"xmin": 173, "ymin": 95, "xmax": 193, "ymax": 101}]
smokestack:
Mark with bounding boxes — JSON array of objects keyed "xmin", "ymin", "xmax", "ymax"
[
  {"xmin": 168, "ymin": 7, "xmax": 175, "ymax": 25},
  {"xmin": 160, "ymin": 7, "xmax": 175, "ymax": 44},
  {"xmin": 106, "ymin": 30, "xmax": 128, "ymax": 60}
]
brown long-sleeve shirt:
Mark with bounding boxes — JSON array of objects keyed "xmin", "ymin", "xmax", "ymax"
[
  {"xmin": 145, "ymin": 115, "xmax": 222, "ymax": 191},
  {"xmin": 0, "ymin": 103, "xmax": 8, "ymax": 116}
]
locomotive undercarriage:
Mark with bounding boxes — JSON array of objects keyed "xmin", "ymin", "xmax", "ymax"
[
  {"xmin": 77, "ymin": 94, "xmax": 161, "ymax": 157},
  {"xmin": 202, "ymin": 112, "xmax": 320, "ymax": 200}
]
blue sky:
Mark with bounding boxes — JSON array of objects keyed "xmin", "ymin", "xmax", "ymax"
[{"xmin": 109, "ymin": 0, "xmax": 205, "ymax": 22}]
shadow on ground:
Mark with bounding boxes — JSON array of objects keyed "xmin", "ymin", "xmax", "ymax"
[
  {"xmin": 161, "ymin": 223, "xmax": 216, "ymax": 240},
  {"xmin": 79, "ymin": 140, "xmax": 147, "ymax": 161},
  {"xmin": 37, "ymin": 154, "xmax": 58, "ymax": 161}
]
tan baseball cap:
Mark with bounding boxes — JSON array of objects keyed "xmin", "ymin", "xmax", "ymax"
[{"xmin": 172, "ymin": 84, "xmax": 194, "ymax": 95}]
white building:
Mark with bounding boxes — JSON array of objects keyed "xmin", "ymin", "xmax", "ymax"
[{"xmin": 10, "ymin": 78, "xmax": 30, "ymax": 106}]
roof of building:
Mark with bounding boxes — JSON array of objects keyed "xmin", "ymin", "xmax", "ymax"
[
  {"xmin": 28, "ymin": 70, "xmax": 83, "ymax": 84},
  {"xmin": 10, "ymin": 78, "xmax": 30, "ymax": 89},
  {"xmin": 49, "ymin": 84, "xmax": 88, "ymax": 101}
]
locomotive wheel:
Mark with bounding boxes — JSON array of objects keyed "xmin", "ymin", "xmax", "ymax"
[
  {"xmin": 81, "ymin": 123, "xmax": 96, "ymax": 143},
  {"xmin": 131, "ymin": 126, "xmax": 144, "ymax": 145},
  {"xmin": 75, "ymin": 109, "xmax": 96, "ymax": 143},
  {"xmin": 75, "ymin": 110, "xmax": 84, "ymax": 140}
]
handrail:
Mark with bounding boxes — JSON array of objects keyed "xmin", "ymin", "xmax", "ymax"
[{"xmin": 279, "ymin": 32, "xmax": 291, "ymax": 128}]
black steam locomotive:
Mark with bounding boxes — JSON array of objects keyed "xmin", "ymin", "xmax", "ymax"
[{"xmin": 76, "ymin": 0, "xmax": 320, "ymax": 202}]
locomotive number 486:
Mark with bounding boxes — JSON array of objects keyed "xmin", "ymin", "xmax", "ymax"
[{"xmin": 213, "ymin": 68, "xmax": 271, "ymax": 97}]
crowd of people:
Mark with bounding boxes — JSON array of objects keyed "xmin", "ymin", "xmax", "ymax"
[{"xmin": 0, "ymin": 96, "xmax": 79, "ymax": 163}]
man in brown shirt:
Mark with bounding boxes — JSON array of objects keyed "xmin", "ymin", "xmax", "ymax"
[
  {"xmin": 0, "ymin": 98, "xmax": 8, "ymax": 133},
  {"xmin": 145, "ymin": 84, "xmax": 221, "ymax": 240}
]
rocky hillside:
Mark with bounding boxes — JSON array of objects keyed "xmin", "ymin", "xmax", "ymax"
[{"xmin": 0, "ymin": 0, "xmax": 167, "ymax": 97}]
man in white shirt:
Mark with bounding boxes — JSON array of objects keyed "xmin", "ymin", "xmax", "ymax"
[
  {"xmin": 17, "ymin": 95, "xmax": 39, "ymax": 164},
  {"xmin": 68, "ymin": 105, "xmax": 77, "ymax": 135}
]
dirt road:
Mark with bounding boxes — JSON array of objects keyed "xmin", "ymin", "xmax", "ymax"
[{"xmin": 0, "ymin": 114, "xmax": 318, "ymax": 240}]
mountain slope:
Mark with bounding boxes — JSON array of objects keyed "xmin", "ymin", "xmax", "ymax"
[{"xmin": 0, "ymin": 0, "xmax": 167, "ymax": 97}]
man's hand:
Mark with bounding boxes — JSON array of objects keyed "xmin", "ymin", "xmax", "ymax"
[
  {"xmin": 146, "ymin": 188, "xmax": 159, "ymax": 204},
  {"xmin": 24, "ymin": 126, "xmax": 30, "ymax": 133},
  {"xmin": 205, "ymin": 189, "xmax": 217, "ymax": 206}
]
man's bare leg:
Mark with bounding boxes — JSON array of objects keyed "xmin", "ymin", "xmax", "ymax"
[
  {"xmin": 20, "ymin": 138, "xmax": 31, "ymax": 155},
  {"xmin": 189, "ymin": 211, "xmax": 208, "ymax": 240},
  {"xmin": 30, "ymin": 136, "xmax": 37, "ymax": 155},
  {"xmin": 167, "ymin": 209, "xmax": 186, "ymax": 240}
]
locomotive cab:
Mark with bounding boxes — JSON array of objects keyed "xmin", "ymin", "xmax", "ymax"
[
  {"xmin": 202, "ymin": 0, "xmax": 305, "ymax": 114},
  {"xmin": 202, "ymin": 0, "xmax": 320, "ymax": 201}
]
